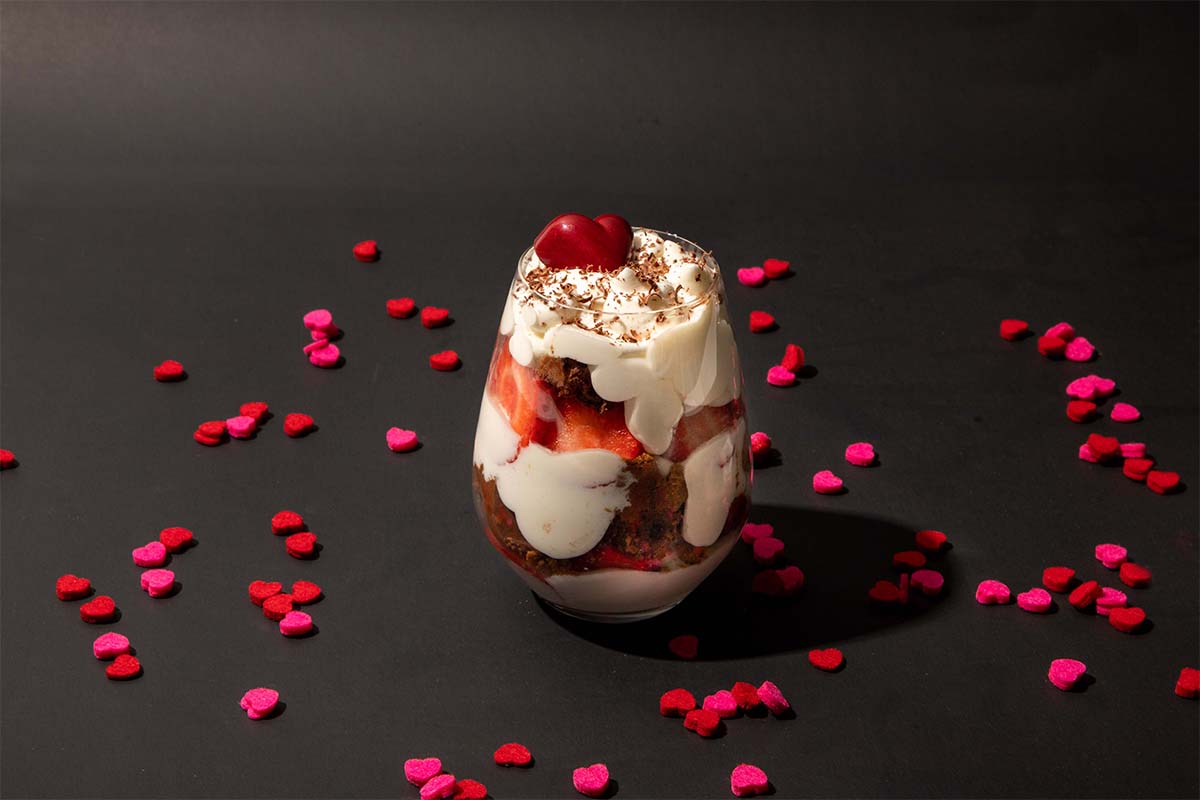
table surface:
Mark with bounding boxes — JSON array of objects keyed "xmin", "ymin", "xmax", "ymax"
[{"xmin": 2, "ymin": 3, "xmax": 1197, "ymax": 798}]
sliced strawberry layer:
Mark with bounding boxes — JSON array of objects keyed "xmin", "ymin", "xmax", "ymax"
[
  {"xmin": 487, "ymin": 341, "xmax": 556, "ymax": 448},
  {"xmin": 665, "ymin": 402, "xmax": 739, "ymax": 461},
  {"xmin": 551, "ymin": 397, "xmax": 643, "ymax": 459}
]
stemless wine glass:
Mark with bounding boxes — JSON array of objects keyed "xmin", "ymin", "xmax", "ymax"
[{"xmin": 472, "ymin": 229, "xmax": 750, "ymax": 622}]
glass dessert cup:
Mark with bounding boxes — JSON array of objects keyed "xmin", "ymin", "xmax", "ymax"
[{"xmin": 472, "ymin": 229, "xmax": 751, "ymax": 623}]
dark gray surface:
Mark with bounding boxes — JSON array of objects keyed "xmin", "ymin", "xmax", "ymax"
[{"xmin": 2, "ymin": 2, "xmax": 1197, "ymax": 798}]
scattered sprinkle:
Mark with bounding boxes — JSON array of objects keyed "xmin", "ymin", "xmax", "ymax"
[
  {"xmin": 1016, "ymin": 587, "xmax": 1052, "ymax": 613},
  {"xmin": 93, "ymin": 632, "xmax": 131, "ymax": 659},
  {"xmin": 1042, "ymin": 566, "xmax": 1075, "ymax": 593},
  {"xmin": 283, "ymin": 413, "xmax": 316, "ymax": 437},
  {"xmin": 757, "ymin": 680, "xmax": 791, "ymax": 716},
  {"xmin": 844, "ymin": 442, "xmax": 875, "ymax": 466},
  {"xmin": 420, "ymin": 306, "xmax": 451, "ymax": 329},
  {"xmin": 271, "ymin": 510, "xmax": 305, "ymax": 535},
  {"xmin": 1111, "ymin": 402, "xmax": 1141, "ymax": 423},
  {"xmin": 975, "ymin": 580, "xmax": 1011, "ymax": 605},
  {"xmin": 1048, "ymin": 658, "xmax": 1086, "ymax": 691},
  {"xmin": 808, "ymin": 647, "xmax": 844, "ymax": 672},
  {"xmin": 1068, "ymin": 580, "xmax": 1102, "ymax": 611},
  {"xmin": 683, "ymin": 708, "xmax": 722, "ymax": 737},
  {"xmin": 731, "ymin": 763, "xmax": 770, "ymax": 797},
  {"xmin": 284, "ymin": 532, "xmax": 317, "ymax": 559},
  {"xmin": 139, "ymin": 568, "xmax": 175, "ymax": 598},
  {"xmin": 352, "ymin": 240, "xmax": 380, "ymax": 262},
  {"xmin": 915, "ymin": 529, "xmax": 948, "ymax": 552},
  {"xmin": 404, "ymin": 758, "xmax": 443, "ymax": 787},
  {"xmin": 668, "ymin": 634, "xmax": 699, "ymax": 660},
  {"xmin": 248, "ymin": 580, "xmax": 283, "ymax": 606},
  {"xmin": 998, "ymin": 319, "xmax": 1029, "ymax": 341},
  {"xmin": 494, "ymin": 742, "xmax": 534, "ymax": 767},
  {"xmin": 131, "ymin": 541, "xmax": 167, "ymax": 568},
  {"xmin": 106, "ymin": 653, "xmax": 142, "ymax": 680},
  {"xmin": 762, "ymin": 258, "xmax": 790, "ymax": 279},
  {"xmin": 812, "ymin": 470, "xmax": 844, "ymax": 495},
  {"xmin": 79, "ymin": 595, "xmax": 117, "ymax": 623},
  {"xmin": 279, "ymin": 610, "xmax": 313, "ymax": 636},
  {"xmin": 910, "ymin": 569, "xmax": 944, "ymax": 596},
  {"xmin": 766, "ymin": 365, "xmax": 796, "ymax": 387},
  {"xmin": 1118, "ymin": 562, "xmax": 1151, "ymax": 588},
  {"xmin": 1094, "ymin": 543, "xmax": 1127, "ymax": 569},
  {"xmin": 386, "ymin": 427, "xmax": 420, "ymax": 453},
  {"xmin": 736, "ymin": 267, "xmax": 767, "ymax": 287},
  {"xmin": 429, "ymin": 350, "xmax": 461, "ymax": 371},
  {"xmin": 239, "ymin": 687, "xmax": 279, "ymax": 719},
  {"xmin": 572, "ymin": 763, "xmax": 610, "ymax": 798},
  {"xmin": 1146, "ymin": 470, "xmax": 1181, "ymax": 495},
  {"xmin": 702, "ymin": 690, "xmax": 739, "ymax": 718},
  {"xmin": 55, "ymin": 574, "xmax": 92, "ymax": 600},
  {"xmin": 387, "ymin": 297, "xmax": 417, "ymax": 318},
  {"xmin": 153, "ymin": 359, "xmax": 186, "ymax": 382},
  {"xmin": 748, "ymin": 310, "xmax": 776, "ymax": 333},
  {"xmin": 1107, "ymin": 606, "xmax": 1146, "ymax": 633}
]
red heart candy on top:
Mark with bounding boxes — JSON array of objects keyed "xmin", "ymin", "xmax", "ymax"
[
  {"xmin": 55, "ymin": 573, "xmax": 92, "ymax": 600},
  {"xmin": 668, "ymin": 634, "xmax": 699, "ymax": 660},
  {"xmin": 533, "ymin": 213, "xmax": 632, "ymax": 272}
]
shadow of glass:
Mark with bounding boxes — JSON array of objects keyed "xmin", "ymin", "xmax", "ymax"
[{"xmin": 542, "ymin": 504, "xmax": 953, "ymax": 660}]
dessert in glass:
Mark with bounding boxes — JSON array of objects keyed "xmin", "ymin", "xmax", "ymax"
[{"xmin": 472, "ymin": 213, "xmax": 750, "ymax": 622}]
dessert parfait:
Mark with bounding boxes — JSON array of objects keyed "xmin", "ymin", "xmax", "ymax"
[{"xmin": 472, "ymin": 213, "xmax": 750, "ymax": 622}]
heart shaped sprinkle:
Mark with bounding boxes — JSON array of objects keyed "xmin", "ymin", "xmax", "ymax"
[
  {"xmin": 387, "ymin": 297, "xmax": 417, "ymax": 318},
  {"xmin": 80, "ymin": 595, "xmax": 117, "ymax": 623},
  {"xmin": 153, "ymin": 359, "xmax": 186, "ymax": 382},
  {"xmin": 730, "ymin": 682, "xmax": 762, "ymax": 710},
  {"xmin": 239, "ymin": 402, "xmax": 269, "ymax": 423},
  {"xmin": 668, "ymin": 634, "xmax": 698, "ymax": 660},
  {"xmin": 158, "ymin": 526, "xmax": 194, "ymax": 553},
  {"xmin": 683, "ymin": 708, "xmax": 722, "ymax": 737},
  {"xmin": 1016, "ymin": 587, "xmax": 1052, "ymax": 613},
  {"xmin": 844, "ymin": 442, "xmax": 875, "ymax": 466},
  {"xmin": 1065, "ymin": 377, "xmax": 1098, "ymax": 401},
  {"xmin": 0, "ymin": 449, "xmax": 16, "ymax": 469},
  {"xmin": 1085, "ymin": 434, "xmax": 1120, "ymax": 461},
  {"xmin": 534, "ymin": 213, "xmax": 632, "ymax": 272},
  {"xmin": 404, "ymin": 758, "xmax": 443, "ymax": 787},
  {"xmin": 239, "ymin": 687, "xmax": 279, "ymax": 720},
  {"xmin": 892, "ymin": 550, "xmax": 926, "ymax": 571},
  {"xmin": 140, "ymin": 568, "xmax": 175, "ymax": 598},
  {"xmin": 311, "ymin": 324, "xmax": 339, "ymax": 341},
  {"xmin": 451, "ymin": 779, "xmax": 487, "ymax": 800},
  {"xmin": 279, "ymin": 610, "xmax": 313, "ymax": 637},
  {"xmin": 780, "ymin": 343, "xmax": 805, "ymax": 372},
  {"xmin": 752, "ymin": 536, "xmax": 784, "ymax": 565},
  {"xmin": 808, "ymin": 647, "xmax": 844, "ymax": 672},
  {"xmin": 302, "ymin": 309, "xmax": 335, "ymax": 332},
  {"xmin": 285, "ymin": 532, "xmax": 318, "ymax": 559},
  {"xmin": 1042, "ymin": 566, "xmax": 1076, "ymax": 592},
  {"xmin": 131, "ymin": 541, "xmax": 167, "ymax": 568},
  {"xmin": 1068, "ymin": 579, "xmax": 1102, "ymax": 610},
  {"xmin": 757, "ymin": 680, "xmax": 790, "ymax": 716},
  {"xmin": 910, "ymin": 568, "xmax": 944, "ymax": 596},
  {"xmin": 283, "ymin": 413, "xmax": 315, "ymax": 437},
  {"xmin": 1108, "ymin": 605, "xmax": 1146, "ymax": 633},
  {"xmin": 812, "ymin": 470, "xmax": 844, "ymax": 495},
  {"xmin": 420, "ymin": 770, "xmax": 458, "ymax": 796},
  {"xmin": 429, "ymin": 350, "xmax": 461, "ymax": 371},
  {"xmin": 998, "ymin": 319, "xmax": 1029, "ymax": 341},
  {"xmin": 749, "ymin": 431, "xmax": 772, "ymax": 465},
  {"xmin": 731, "ymin": 763, "xmax": 770, "ymax": 797},
  {"xmin": 1037, "ymin": 335, "xmax": 1066, "ymax": 358},
  {"xmin": 975, "ymin": 579, "xmax": 1011, "ymax": 605},
  {"xmin": 1122, "ymin": 458, "xmax": 1155, "ymax": 482},
  {"xmin": 92, "ymin": 632, "xmax": 131, "ymax": 660},
  {"xmin": 494, "ymin": 741, "xmax": 534, "ymax": 766},
  {"xmin": 420, "ymin": 306, "xmax": 451, "ymax": 329},
  {"xmin": 105, "ymin": 653, "xmax": 141, "ymax": 680},
  {"xmin": 1044, "ymin": 321, "xmax": 1076, "ymax": 341},
  {"xmin": 352, "ymin": 239, "xmax": 379, "ymax": 262},
  {"xmin": 1146, "ymin": 470, "xmax": 1181, "ymax": 495},
  {"xmin": 740, "ymin": 522, "xmax": 774, "ymax": 544},
  {"xmin": 752, "ymin": 566, "xmax": 805, "ymax": 598},
  {"xmin": 868, "ymin": 579, "xmax": 903, "ymax": 604},
  {"xmin": 776, "ymin": 565, "xmax": 805, "ymax": 593},
  {"xmin": 1095, "ymin": 587, "xmax": 1127, "ymax": 617},
  {"xmin": 271, "ymin": 510, "xmax": 305, "ymax": 535},
  {"xmin": 308, "ymin": 342, "xmax": 341, "ymax": 368},
  {"xmin": 1078, "ymin": 443, "xmax": 1101, "ymax": 463},
  {"xmin": 1120, "ymin": 441, "xmax": 1147, "ymax": 459},
  {"xmin": 1118, "ymin": 562, "xmax": 1152, "ymax": 588},
  {"xmin": 1065, "ymin": 336, "xmax": 1095, "ymax": 362},
  {"xmin": 737, "ymin": 267, "xmax": 767, "ymax": 287},
  {"xmin": 1066, "ymin": 400, "xmax": 1097, "ymax": 423},
  {"xmin": 766, "ymin": 365, "xmax": 796, "ymax": 387},
  {"xmin": 1086, "ymin": 374, "xmax": 1117, "ymax": 397},
  {"xmin": 386, "ymin": 427, "xmax": 420, "ymax": 453},
  {"xmin": 915, "ymin": 529, "xmax": 948, "ymax": 552},
  {"xmin": 748, "ymin": 310, "xmax": 776, "ymax": 333},
  {"xmin": 1175, "ymin": 667, "xmax": 1199, "ymax": 699},
  {"xmin": 302, "ymin": 338, "xmax": 330, "ymax": 355},
  {"xmin": 1094, "ymin": 543, "xmax": 1128, "ymax": 569},
  {"xmin": 55, "ymin": 573, "xmax": 92, "ymax": 600},
  {"xmin": 291, "ymin": 580, "xmax": 322, "ymax": 605},
  {"xmin": 194, "ymin": 420, "xmax": 226, "ymax": 446},
  {"xmin": 226, "ymin": 415, "xmax": 257, "ymax": 439},
  {"xmin": 262, "ymin": 593, "xmax": 294, "ymax": 620},
  {"xmin": 571, "ymin": 763, "xmax": 610, "ymax": 798},
  {"xmin": 702, "ymin": 690, "xmax": 738, "ymax": 718},
  {"xmin": 248, "ymin": 580, "xmax": 283, "ymax": 606},
  {"xmin": 762, "ymin": 258, "xmax": 791, "ymax": 279},
  {"xmin": 1047, "ymin": 658, "xmax": 1087, "ymax": 691},
  {"xmin": 1110, "ymin": 402, "xmax": 1141, "ymax": 423}
]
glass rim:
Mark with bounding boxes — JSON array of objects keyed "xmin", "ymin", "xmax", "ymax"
[{"xmin": 514, "ymin": 227, "xmax": 722, "ymax": 316}]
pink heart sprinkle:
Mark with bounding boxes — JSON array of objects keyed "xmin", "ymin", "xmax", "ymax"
[
  {"xmin": 766, "ymin": 365, "xmax": 796, "ymax": 387},
  {"xmin": 1065, "ymin": 377, "xmax": 1098, "ymax": 401},
  {"xmin": 1065, "ymin": 336, "xmax": 1095, "ymax": 362},
  {"xmin": 226, "ymin": 415, "xmax": 257, "ymax": 439},
  {"xmin": 572, "ymin": 763, "xmax": 610, "ymax": 798},
  {"xmin": 302, "ymin": 309, "xmax": 334, "ymax": 331},
  {"xmin": 757, "ymin": 680, "xmax": 790, "ymax": 715},
  {"xmin": 1016, "ymin": 587, "xmax": 1052, "ymax": 613},
  {"xmin": 812, "ymin": 470, "xmax": 844, "ymax": 495},
  {"xmin": 139, "ymin": 568, "xmax": 175, "ymax": 597},
  {"xmin": 844, "ymin": 441, "xmax": 875, "ymax": 467},
  {"xmin": 731, "ymin": 763, "xmax": 770, "ymax": 798},
  {"xmin": 239, "ymin": 687, "xmax": 279, "ymax": 720},
  {"xmin": 419, "ymin": 773, "xmax": 457, "ymax": 800},
  {"xmin": 302, "ymin": 338, "xmax": 329, "ymax": 355},
  {"xmin": 279, "ymin": 610, "xmax": 313, "ymax": 636},
  {"xmin": 1044, "ymin": 321, "xmax": 1076, "ymax": 341},
  {"xmin": 1110, "ymin": 402, "xmax": 1141, "ymax": 423},
  {"xmin": 131, "ymin": 541, "xmax": 167, "ymax": 567},
  {"xmin": 752, "ymin": 536, "xmax": 785, "ymax": 565},
  {"xmin": 92, "ymin": 632, "xmax": 131, "ymax": 660},
  {"xmin": 1119, "ymin": 442, "xmax": 1146, "ymax": 459},
  {"xmin": 386, "ymin": 427, "xmax": 419, "ymax": 453},
  {"xmin": 308, "ymin": 342, "xmax": 340, "ymax": 368},
  {"xmin": 1085, "ymin": 374, "xmax": 1116, "ymax": 397},
  {"xmin": 737, "ymin": 267, "xmax": 768, "ymax": 287},
  {"xmin": 702, "ymin": 689, "xmax": 739, "ymax": 718},
  {"xmin": 740, "ymin": 522, "xmax": 775, "ymax": 544},
  {"xmin": 910, "ymin": 568, "xmax": 945, "ymax": 596},
  {"xmin": 777, "ymin": 565, "xmax": 805, "ymax": 592},
  {"xmin": 1078, "ymin": 443, "xmax": 1101, "ymax": 463},
  {"xmin": 1095, "ymin": 586, "xmax": 1128, "ymax": 617},
  {"xmin": 975, "ymin": 579, "xmax": 1011, "ymax": 605},
  {"xmin": 1048, "ymin": 658, "xmax": 1087, "ymax": 691},
  {"xmin": 1094, "ymin": 543, "xmax": 1128, "ymax": 569},
  {"xmin": 404, "ymin": 757, "xmax": 443, "ymax": 787}
]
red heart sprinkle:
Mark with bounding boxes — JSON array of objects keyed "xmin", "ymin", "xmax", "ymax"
[
  {"xmin": 429, "ymin": 350, "xmax": 461, "ymax": 371},
  {"xmin": 153, "ymin": 359, "xmax": 186, "ymax": 382},
  {"xmin": 780, "ymin": 343, "xmax": 805, "ymax": 372},
  {"xmin": 1146, "ymin": 470, "xmax": 1181, "ymax": 495},
  {"xmin": 730, "ymin": 682, "xmax": 761, "ymax": 710},
  {"xmin": 451, "ymin": 779, "xmax": 487, "ymax": 800},
  {"xmin": 762, "ymin": 258, "xmax": 791, "ymax": 279},
  {"xmin": 1118, "ymin": 562, "xmax": 1151, "ymax": 588},
  {"xmin": 239, "ymin": 402, "xmax": 269, "ymax": 423},
  {"xmin": 1068, "ymin": 579, "xmax": 1102, "ymax": 610},
  {"xmin": 248, "ymin": 580, "xmax": 283, "ymax": 606},
  {"xmin": 387, "ymin": 297, "xmax": 417, "ymax": 319},
  {"xmin": 55, "ymin": 573, "xmax": 92, "ymax": 600},
  {"xmin": 493, "ymin": 742, "xmax": 534, "ymax": 767},
  {"xmin": 197, "ymin": 420, "xmax": 227, "ymax": 439},
  {"xmin": 105, "ymin": 653, "xmax": 142, "ymax": 680},
  {"xmin": 285, "ymin": 532, "xmax": 317, "ymax": 559},
  {"xmin": 1122, "ymin": 458, "xmax": 1155, "ymax": 482},
  {"xmin": 420, "ymin": 307, "xmax": 451, "ymax": 329},
  {"xmin": 353, "ymin": 240, "xmax": 379, "ymax": 262},
  {"xmin": 1037, "ymin": 335, "xmax": 1066, "ymax": 358},
  {"xmin": 271, "ymin": 510, "xmax": 305, "ymax": 535},
  {"xmin": 808, "ymin": 647, "xmax": 844, "ymax": 672},
  {"xmin": 683, "ymin": 708, "xmax": 722, "ymax": 737},
  {"xmin": 668, "ymin": 634, "xmax": 698, "ymax": 660},
  {"xmin": 1066, "ymin": 401, "xmax": 1097, "ymax": 423},
  {"xmin": 193, "ymin": 430, "xmax": 223, "ymax": 446},
  {"xmin": 1176, "ymin": 667, "xmax": 1199, "ymax": 699},
  {"xmin": 1042, "ymin": 566, "xmax": 1076, "ymax": 593},
  {"xmin": 749, "ymin": 431, "xmax": 772, "ymax": 461},
  {"xmin": 892, "ymin": 550, "xmax": 927, "ymax": 571},
  {"xmin": 868, "ymin": 580, "xmax": 902, "ymax": 604},
  {"xmin": 291, "ymin": 580, "xmax": 323, "ymax": 605},
  {"xmin": 158, "ymin": 526, "xmax": 194, "ymax": 553},
  {"xmin": 658, "ymin": 688, "xmax": 697, "ymax": 717},
  {"xmin": 262, "ymin": 593, "xmax": 294, "ymax": 621},
  {"xmin": 1086, "ymin": 434, "xmax": 1120, "ymax": 461},
  {"xmin": 915, "ymin": 529, "xmax": 948, "ymax": 551},
  {"xmin": 999, "ymin": 319, "xmax": 1029, "ymax": 341},
  {"xmin": 1107, "ymin": 605, "xmax": 1146, "ymax": 633},
  {"xmin": 749, "ymin": 310, "xmax": 776, "ymax": 333},
  {"xmin": 80, "ymin": 595, "xmax": 117, "ymax": 623},
  {"xmin": 533, "ymin": 213, "xmax": 632, "ymax": 272},
  {"xmin": 283, "ymin": 413, "xmax": 315, "ymax": 438}
]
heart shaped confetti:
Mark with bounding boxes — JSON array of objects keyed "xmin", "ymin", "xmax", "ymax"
[
  {"xmin": 80, "ymin": 595, "xmax": 117, "ymax": 623},
  {"xmin": 1085, "ymin": 434, "xmax": 1120, "ymax": 461},
  {"xmin": 55, "ymin": 573, "xmax": 92, "ymax": 600},
  {"xmin": 1108, "ymin": 606, "xmax": 1146, "ymax": 633},
  {"xmin": 420, "ymin": 306, "xmax": 451, "ymax": 329},
  {"xmin": 285, "ymin": 532, "xmax": 317, "ymax": 559},
  {"xmin": 780, "ymin": 343, "xmax": 805, "ymax": 371},
  {"xmin": 283, "ymin": 413, "xmax": 315, "ymax": 437},
  {"xmin": 386, "ymin": 427, "xmax": 420, "ymax": 453},
  {"xmin": 248, "ymin": 580, "xmax": 283, "ymax": 606},
  {"xmin": 534, "ymin": 213, "xmax": 632, "ymax": 272},
  {"xmin": 731, "ymin": 764, "xmax": 770, "ymax": 798},
  {"xmin": 975, "ymin": 579, "xmax": 1011, "ymax": 605},
  {"xmin": 352, "ymin": 239, "xmax": 379, "ymax": 262},
  {"xmin": 1044, "ymin": 322, "xmax": 1076, "ymax": 341},
  {"xmin": 668, "ymin": 634, "xmax": 698, "ymax": 660},
  {"xmin": 757, "ymin": 680, "xmax": 791, "ymax": 716},
  {"xmin": 158, "ymin": 526, "xmax": 194, "ymax": 553},
  {"xmin": 291, "ymin": 580, "xmax": 322, "ymax": 605},
  {"xmin": 1048, "ymin": 658, "xmax": 1087, "ymax": 691},
  {"xmin": 1095, "ymin": 587, "xmax": 1127, "ymax": 617},
  {"xmin": 226, "ymin": 415, "xmax": 257, "ymax": 439},
  {"xmin": 998, "ymin": 319, "xmax": 1029, "ymax": 341},
  {"xmin": 92, "ymin": 632, "xmax": 131, "ymax": 660},
  {"xmin": 1094, "ymin": 543, "xmax": 1127, "ymax": 569},
  {"xmin": 279, "ymin": 610, "xmax": 313, "ymax": 637},
  {"xmin": 140, "ymin": 568, "xmax": 175, "ymax": 598},
  {"xmin": 1037, "ymin": 335, "xmax": 1066, "ymax": 358},
  {"xmin": 387, "ymin": 297, "xmax": 417, "ymax": 318},
  {"xmin": 1119, "ymin": 441, "xmax": 1147, "ymax": 459},
  {"xmin": 812, "ymin": 470, "xmax": 844, "ymax": 495},
  {"xmin": 153, "ymin": 359, "xmax": 186, "ymax": 382},
  {"xmin": 766, "ymin": 365, "xmax": 796, "ymax": 387},
  {"xmin": 868, "ymin": 579, "xmax": 903, "ymax": 604},
  {"xmin": 737, "ymin": 267, "xmax": 767, "ymax": 287},
  {"xmin": 683, "ymin": 708, "xmax": 721, "ymax": 737},
  {"xmin": 1016, "ymin": 587, "xmax": 1052, "ymax": 613},
  {"xmin": 131, "ymin": 541, "xmax": 167, "ymax": 568},
  {"xmin": 262, "ymin": 593, "xmax": 294, "ymax": 621},
  {"xmin": 1175, "ymin": 667, "xmax": 1199, "ymax": 699},
  {"xmin": 915, "ymin": 529, "xmax": 948, "ymax": 552},
  {"xmin": 752, "ymin": 536, "xmax": 784, "ymax": 565},
  {"xmin": 429, "ymin": 350, "xmax": 460, "ymax": 371},
  {"xmin": 748, "ymin": 310, "xmax": 776, "ymax": 333},
  {"xmin": 1042, "ymin": 566, "xmax": 1075, "ymax": 592},
  {"xmin": 308, "ymin": 342, "xmax": 341, "ymax": 368},
  {"xmin": 1066, "ymin": 400, "xmax": 1097, "ymax": 423},
  {"xmin": 1111, "ymin": 402, "xmax": 1141, "ymax": 423},
  {"xmin": 239, "ymin": 402, "xmax": 269, "ymax": 423},
  {"xmin": 451, "ymin": 779, "xmax": 487, "ymax": 800},
  {"xmin": 494, "ymin": 741, "xmax": 534, "ymax": 766},
  {"xmin": 271, "ymin": 510, "xmax": 305, "ymax": 535},
  {"xmin": 1087, "ymin": 374, "xmax": 1117, "ymax": 397},
  {"xmin": 404, "ymin": 758, "xmax": 443, "ymax": 787},
  {"xmin": 910, "ymin": 568, "xmax": 944, "ymax": 596},
  {"xmin": 1122, "ymin": 458, "xmax": 1155, "ymax": 482},
  {"xmin": 740, "ymin": 522, "xmax": 774, "ymax": 544},
  {"xmin": 239, "ymin": 687, "xmax": 279, "ymax": 720},
  {"xmin": 893, "ymin": 550, "xmax": 927, "ymax": 571},
  {"xmin": 1146, "ymin": 470, "xmax": 1181, "ymax": 495},
  {"xmin": 0, "ymin": 449, "xmax": 16, "ymax": 469},
  {"xmin": 730, "ymin": 682, "xmax": 762, "ymax": 710},
  {"xmin": 105, "ymin": 653, "xmax": 141, "ymax": 680},
  {"xmin": 808, "ymin": 647, "xmax": 844, "ymax": 672},
  {"xmin": 749, "ymin": 431, "xmax": 772, "ymax": 465},
  {"xmin": 303, "ymin": 309, "xmax": 335, "ymax": 332},
  {"xmin": 1118, "ymin": 562, "xmax": 1151, "ymax": 588},
  {"xmin": 763, "ymin": 257, "xmax": 790, "ymax": 279},
  {"xmin": 1068, "ymin": 580, "xmax": 1102, "ymax": 610},
  {"xmin": 1064, "ymin": 336, "xmax": 1095, "ymax": 362},
  {"xmin": 844, "ymin": 442, "xmax": 875, "ymax": 466},
  {"xmin": 1065, "ymin": 377, "xmax": 1098, "ymax": 401},
  {"xmin": 572, "ymin": 763, "xmax": 611, "ymax": 798},
  {"xmin": 701, "ymin": 690, "xmax": 738, "ymax": 719}
]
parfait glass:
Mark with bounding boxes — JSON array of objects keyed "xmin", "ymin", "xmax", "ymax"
[{"xmin": 471, "ymin": 230, "xmax": 750, "ymax": 622}]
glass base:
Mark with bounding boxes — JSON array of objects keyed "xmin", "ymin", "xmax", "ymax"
[{"xmin": 541, "ymin": 597, "xmax": 681, "ymax": 624}]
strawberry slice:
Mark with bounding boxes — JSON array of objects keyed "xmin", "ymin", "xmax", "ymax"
[
  {"xmin": 552, "ymin": 397, "xmax": 643, "ymax": 459},
  {"xmin": 488, "ymin": 341, "xmax": 556, "ymax": 448},
  {"xmin": 583, "ymin": 544, "xmax": 662, "ymax": 571},
  {"xmin": 665, "ymin": 403, "xmax": 737, "ymax": 461}
]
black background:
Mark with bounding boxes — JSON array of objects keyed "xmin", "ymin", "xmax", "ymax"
[{"xmin": 2, "ymin": 2, "xmax": 1197, "ymax": 798}]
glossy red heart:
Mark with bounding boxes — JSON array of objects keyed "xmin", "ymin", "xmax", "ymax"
[
  {"xmin": 533, "ymin": 213, "xmax": 632, "ymax": 272},
  {"xmin": 55, "ymin": 573, "xmax": 92, "ymax": 600},
  {"xmin": 80, "ymin": 595, "xmax": 116, "ymax": 623}
]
